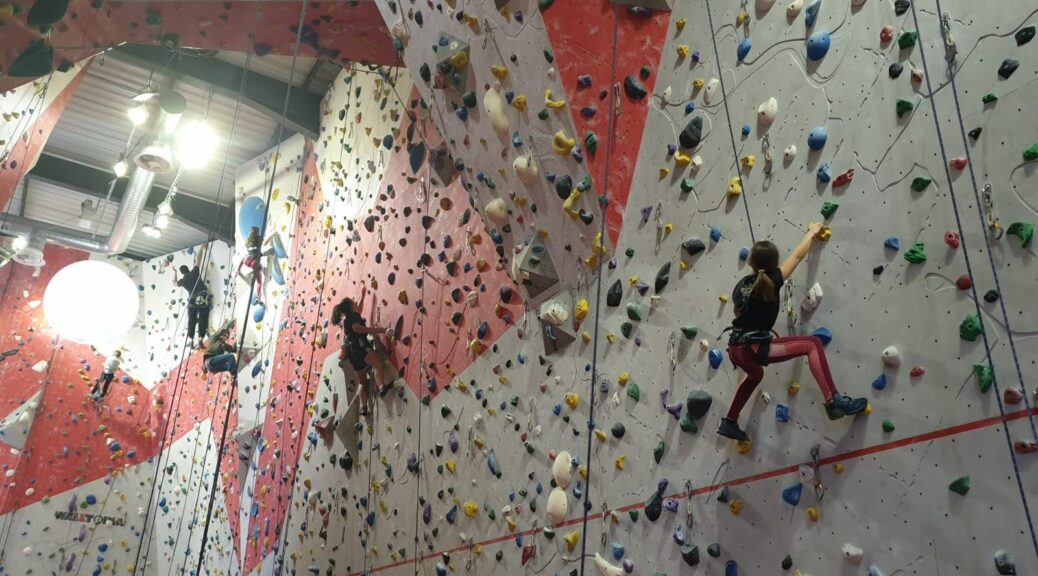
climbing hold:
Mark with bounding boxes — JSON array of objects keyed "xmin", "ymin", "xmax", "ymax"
[
  {"xmin": 782, "ymin": 483, "xmax": 803, "ymax": 506},
  {"xmin": 547, "ymin": 488, "xmax": 568, "ymax": 524},
  {"xmin": 889, "ymin": 62, "xmax": 904, "ymax": 78},
  {"xmin": 894, "ymin": 0, "xmax": 910, "ymax": 14},
  {"xmin": 563, "ymin": 529, "xmax": 580, "ymax": 552},
  {"xmin": 787, "ymin": 0, "xmax": 804, "ymax": 18},
  {"xmin": 725, "ymin": 560, "xmax": 739, "ymax": 576},
  {"xmin": 998, "ymin": 59, "xmax": 1019, "ymax": 80},
  {"xmin": 1016, "ymin": 26, "xmax": 1035, "ymax": 46},
  {"xmin": 872, "ymin": 374, "xmax": 887, "ymax": 390},
  {"xmin": 807, "ymin": 126, "xmax": 827, "ymax": 150},
  {"xmin": 737, "ymin": 38, "xmax": 752, "ymax": 61},
  {"xmin": 969, "ymin": 127, "xmax": 983, "ymax": 140},
  {"xmin": 607, "ymin": 280, "xmax": 623, "ymax": 307},
  {"xmin": 983, "ymin": 93, "xmax": 998, "ymax": 105},
  {"xmin": 910, "ymin": 177, "xmax": 932, "ymax": 192},
  {"xmin": 898, "ymin": 30, "xmax": 919, "ymax": 50},
  {"xmin": 974, "ymin": 363, "xmax": 994, "ymax": 393},
  {"xmin": 484, "ymin": 86, "xmax": 510, "ymax": 137},
  {"xmin": 948, "ymin": 475, "xmax": 970, "ymax": 496},
  {"xmin": 682, "ymin": 237, "xmax": 707, "ymax": 256},
  {"xmin": 776, "ymin": 403, "xmax": 789, "ymax": 422},
  {"xmin": 959, "ymin": 313, "xmax": 982, "ymax": 342},
  {"xmin": 686, "ymin": 390, "xmax": 713, "ymax": 419},
  {"xmin": 681, "ymin": 325, "xmax": 700, "ymax": 340},
  {"xmin": 727, "ymin": 177, "xmax": 743, "ymax": 197},
  {"xmin": 8, "ymin": 40, "xmax": 54, "ymax": 77},
  {"xmin": 552, "ymin": 130, "xmax": 576, "ymax": 155},
  {"xmin": 708, "ymin": 348, "xmax": 723, "ymax": 369},
  {"xmin": 805, "ymin": 0, "xmax": 820, "ymax": 26},
  {"xmin": 681, "ymin": 544, "xmax": 701, "ymax": 566},
  {"xmin": 903, "ymin": 242, "xmax": 927, "ymax": 263},
  {"xmin": 806, "ymin": 506, "xmax": 820, "ymax": 521},
  {"xmin": 806, "ymin": 31, "xmax": 831, "ymax": 60},
  {"xmin": 949, "ymin": 157, "xmax": 968, "ymax": 170},
  {"xmin": 842, "ymin": 543, "xmax": 864, "ymax": 564},
  {"xmin": 703, "ymin": 78, "xmax": 721, "ymax": 105},
  {"xmin": 882, "ymin": 419, "xmax": 895, "ymax": 432},
  {"xmin": 653, "ymin": 440, "xmax": 665, "ymax": 464},
  {"xmin": 896, "ymin": 98, "xmax": 915, "ymax": 118},
  {"xmin": 810, "ymin": 326, "xmax": 833, "ymax": 344},
  {"xmin": 1006, "ymin": 222, "xmax": 1034, "ymax": 247},
  {"xmin": 758, "ymin": 97, "xmax": 778, "ymax": 126},
  {"xmin": 623, "ymin": 76, "xmax": 648, "ymax": 100},
  {"xmin": 553, "ymin": 451, "xmax": 573, "ymax": 488},
  {"xmin": 593, "ymin": 553, "xmax": 624, "ymax": 576},
  {"xmin": 820, "ymin": 201, "xmax": 839, "ymax": 219},
  {"xmin": 944, "ymin": 231, "xmax": 960, "ymax": 249},
  {"xmin": 994, "ymin": 550, "xmax": 1017, "ymax": 575},
  {"xmin": 485, "ymin": 198, "xmax": 509, "ymax": 226},
  {"xmin": 784, "ymin": 144, "xmax": 798, "ymax": 162},
  {"xmin": 645, "ymin": 491, "xmax": 663, "ymax": 521},
  {"xmin": 880, "ymin": 25, "xmax": 895, "ymax": 43},
  {"xmin": 881, "ymin": 345, "xmax": 901, "ymax": 367},
  {"xmin": 782, "ymin": 556, "xmax": 794, "ymax": 570},
  {"xmin": 680, "ymin": 116, "xmax": 704, "ymax": 149},
  {"xmin": 833, "ymin": 168, "xmax": 854, "ymax": 188},
  {"xmin": 655, "ymin": 262, "xmax": 671, "ymax": 294},
  {"xmin": 1024, "ymin": 143, "xmax": 1038, "ymax": 162},
  {"xmin": 1004, "ymin": 386, "xmax": 1024, "ymax": 405},
  {"xmin": 817, "ymin": 163, "xmax": 832, "ymax": 183}
]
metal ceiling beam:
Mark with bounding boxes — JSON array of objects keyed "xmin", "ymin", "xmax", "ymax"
[
  {"xmin": 28, "ymin": 154, "xmax": 236, "ymax": 245},
  {"xmin": 107, "ymin": 44, "xmax": 321, "ymax": 139}
]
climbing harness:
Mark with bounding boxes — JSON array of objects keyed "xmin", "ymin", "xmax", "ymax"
[
  {"xmin": 941, "ymin": 12, "xmax": 958, "ymax": 63},
  {"xmin": 724, "ymin": 327, "xmax": 776, "ymax": 366},
  {"xmin": 810, "ymin": 444, "xmax": 826, "ymax": 500},
  {"xmin": 981, "ymin": 183, "xmax": 1004, "ymax": 239}
]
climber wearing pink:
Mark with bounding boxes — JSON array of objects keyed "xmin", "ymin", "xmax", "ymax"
[
  {"xmin": 237, "ymin": 227, "xmax": 264, "ymax": 304},
  {"xmin": 717, "ymin": 223, "xmax": 868, "ymax": 442}
]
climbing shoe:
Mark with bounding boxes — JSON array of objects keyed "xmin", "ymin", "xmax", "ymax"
[
  {"xmin": 717, "ymin": 417, "xmax": 750, "ymax": 442},
  {"xmin": 824, "ymin": 394, "xmax": 869, "ymax": 420}
]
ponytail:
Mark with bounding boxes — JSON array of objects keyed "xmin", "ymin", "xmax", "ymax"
[{"xmin": 752, "ymin": 269, "xmax": 777, "ymax": 302}]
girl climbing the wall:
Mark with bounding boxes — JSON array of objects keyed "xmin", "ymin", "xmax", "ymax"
[
  {"xmin": 718, "ymin": 223, "xmax": 869, "ymax": 442},
  {"xmin": 89, "ymin": 349, "xmax": 122, "ymax": 401},
  {"xmin": 203, "ymin": 319, "xmax": 239, "ymax": 375},
  {"xmin": 237, "ymin": 226, "xmax": 266, "ymax": 304},
  {"xmin": 331, "ymin": 288, "xmax": 403, "ymax": 416}
]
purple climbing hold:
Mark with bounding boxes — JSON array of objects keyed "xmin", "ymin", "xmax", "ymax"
[{"xmin": 641, "ymin": 206, "xmax": 653, "ymax": 223}]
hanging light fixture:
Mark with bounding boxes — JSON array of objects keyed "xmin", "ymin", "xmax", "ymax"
[
  {"xmin": 127, "ymin": 102, "xmax": 149, "ymax": 126},
  {"xmin": 175, "ymin": 119, "xmax": 218, "ymax": 169},
  {"xmin": 113, "ymin": 155, "xmax": 129, "ymax": 178}
]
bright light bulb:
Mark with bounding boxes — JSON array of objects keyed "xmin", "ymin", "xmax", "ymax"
[
  {"xmin": 127, "ymin": 104, "xmax": 148, "ymax": 126},
  {"xmin": 141, "ymin": 225, "xmax": 161, "ymax": 238},
  {"xmin": 44, "ymin": 260, "xmax": 139, "ymax": 345},
  {"xmin": 175, "ymin": 120, "xmax": 218, "ymax": 170},
  {"xmin": 157, "ymin": 199, "xmax": 173, "ymax": 216},
  {"xmin": 12, "ymin": 237, "xmax": 28, "ymax": 251},
  {"xmin": 114, "ymin": 159, "xmax": 129, "ymax": 178},
  {"xmin": 155, "ymin": 214, "xmax": 170, "ymax": 229}
]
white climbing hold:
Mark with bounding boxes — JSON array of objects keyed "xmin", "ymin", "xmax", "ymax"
[
  {"xmin": 787, "ymin": 0, "xmax": 804, "ymax": 17},
  {"xmin": 31, "ymin": 361, "xmax": 48, "ymax": 373},
  {"xmin": 390, "ymin": 19, "xmax": 409, "ymax": 46},
  {"xmin": 662, "ymin": 86, "xmax": 672, "ymax": 101},
  {"xmin": 784, "ymin": 144, "xmax": 798, "ymax": 162},
  {"xmin": 881, "ymin": 346, "xmax": 901, "ymax": 367},
  {"xmin": 540, "ymin": 302, "xmax": 569, "ymax": 326},
  {"xmin": 484, "ymin": 85, "xmax": 510, "ymax": 138},
  {"xmin": 703, "ymin": 78, "xmax": 721, "ymax": 105},
  {"xmin": 553, "ymin": 450, "xmax": 573, "ymax": 488},
  {"xmin": 594, "ymin": 553, "xmax": 625, "ymax": 576},
  {"xmin": 547, "ymin": 487, "xmax": 568, "ymax": 525},
  {"xmin": 757, "ymin": 97, "xmax": 778, "ymax": 126},
  {"xmin": 513, "ymin": 155, "xmax": 539, "ymax": 184},
  {"xmin": 759, "ymin": 390, "xmax": 771, "ymax": 404},
  {"xmin": 801, "ymin": 282, "xmax": 824, "ymax": 312},
  {"xmin": 485, "ymin": 198, "xmax": 509, "ymax": 226},
  {"xmin": 691, "ymin": 154, "xmax": 704, "ymax": 171},
  {"xmin": 842, "ymin": 543, "xmax": 864, "ymax": 564}
]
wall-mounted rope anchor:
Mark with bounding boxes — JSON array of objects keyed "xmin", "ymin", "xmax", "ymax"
[{"xmin": 982, "ymin": 184, "xmax": 1004, "ymax": 239}]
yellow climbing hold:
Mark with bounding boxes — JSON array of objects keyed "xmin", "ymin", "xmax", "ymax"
[
  {"xmin": 473, "ymin": 544, "xmax": 483, "ymax": 555},
  {"xmin": 659, "ymin": 167, "xmax": 671, "ymax": 179},
  {"xmin": 574, "ymin": 299, "xmax": 589, "ymax": 321},
  {"xmin": 736, "ymin": 9, "xmax": 749, "ymax": 26},
  {"xmin": 741, "ymin": 155, "xmax": 756, "ymax": 169},
  {"xmin": 490, "ymin": 65, "xmax": 509, "ymax": 79},
  {"xmin": 677, "ymin": 45, "xmax": 690, "ymax": 59},
  {"xmin": 832, "ymin": 462, "xmax": 845, "ymax": 473},
  {"xmin": 506, "ymin": 516, "xmax": 518, "ymax": 531},
  {"xmin": 727, "ymin": 177, "xmax": 743, "ymax": 197},
  {"xmin": 617, "ymin": 372, "xmax": 630, "ymax": 386},
  {"xmin": 552, "ymin": 130, "xmax": 576, "ymax": 155},
  {"xmin": 680, "ymin": 261, "xmax": 689, "ymax": 271},
  {"xmin": 565, "ymin": 392, "xmax": 580, "ymax": 409},
  {"xmin": 469, "ymin": 339, "xmax": 485, "ymax": 354},
  {"xmin": 563, "ymin": 529, "xmax": 581, "ymax": 552},
  {"xmin": 545, "ymin": 89, "xmax": 566, "ymax": 109},
  {"xmin": 449, "ymin": 51, "xmax": 469, "ymax": 70},
  {"xmin": 816, "ymin": 225, "xmax": 831, "ymax": 241},
  {"xmin": 582, "ymin": 331, "xmax": 592, "ymax": 343},
  {"xmin": 594, "ymin": 428, "xmax": 607, "ymax": 442},
  {"xmin": 606, "ymin": 333, "xmax": 617, "ymax": 344},
  {"xmin": 676, "ymin": 18, "xmax": 686, "ymax": 30},
  {"xmin": 736, "ymin": 439, "xmax": 753, "ymax": 453},
  {"xmin": 463, "ymin": 500, "xmax": 478, "ymax": 518},
  {"xmin": 512, "ymin": 95, "xmax": 527, "ymax": 111},
  {"xmin": 628, "ymin": 275, "xmax": 640, "ymax": 287},
  {"xmin": 864, "ymin": 402, "xmax": 872, "ymax": 415},
  {"xmin": 474, "ymin": 436, "xmax": 486, "ymax": 449},
  {"xmin": 806, "ymin": 506, "xmax": 820, "ymax": 522},
  {"xmin": 675, "ymin": 151, "xmax": 692, "ymax": 167},
  {"xmin": 579, "ymin": 465, "xmax": 588, "ymax": 479},
  {"xmin": 719, "ymin": 294, "xmax": 730, "ymax": 303},
  {"xmin": 693, "ymin": 78, "xmax": 705, "ymax": 90},
  {"xmin": 729, "ymin": 499, "xmax": 745, "ymax": 515},
  {"xmin": 665, "ymin": 223, "xmax": 674, "ymax": 234},
  {"xmin": 563, "ymin": 189, "xmax": 582, "ymax": 220},
  {"xmin": 446, "ymin": 460, "xmax": 456, "ymax": 473},
  {"xmin": 788, "ymin": 381, "xmax": 800, "ymax": 395},
  {"xmin": 615, "ymin": 455, "xmax": 626, "ymax": 470}
]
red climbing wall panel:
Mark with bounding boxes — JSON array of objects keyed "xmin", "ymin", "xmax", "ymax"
[
  {"xmin": 0, "ymin": 246, "xmax": 158, "ymax": 514},
  {"xmin": 542, "ymin": 1, "xmax": 670, "ymax": 246},
  {"xmin": 0, "ymin": 0, "xmax": 399, "ymax": 93}
]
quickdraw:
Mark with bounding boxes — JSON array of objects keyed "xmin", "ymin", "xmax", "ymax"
[
  {"xmin": 982, "ymin": 183, "xmax": 1004, "ymax": 239},
  {"xmin": 810, "ymin": 444, "xmax": 826, "ymax": 500},
  {"xmin": 685, "ymin": 479, "xmax": 694, "ymax": 528},
  {"xmin": 941, "ymin": 12, "xmax": 958, "ymax": 63}
]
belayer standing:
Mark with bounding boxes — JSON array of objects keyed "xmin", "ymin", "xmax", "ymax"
[
  {"xmin": 89, "ymin": 349, "xmax": 122, "ymax": 401},
  {"xmin": 173, "ymin": 244, "xmax": 212, "ymax": 349},
  {"xmin": 331, "ymin": 287, "xmax": 404, "ymax": 416},
  {"xmin": 718, "ymin": 223, "xmax": 868, "ymax": 442}
]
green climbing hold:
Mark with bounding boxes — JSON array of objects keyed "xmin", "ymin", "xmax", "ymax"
[
  {"xmin": 629, "ymin": 510, "xmax": 639, "ymax": 522},
  {"xmin": 623, "ymin": 75, "xmax": 648, "ymax": 100},
  {"xmin": 27, "ymin": 0, "xmax": 69, "ymax": 27},
  {"xmin": 538, "ymin": 0, "xmax": 555, "ymax": 10},
  {"xmin": 1023, "ymin": 143, "xmax": 1038, "ymax": 162},
  {"xmin": 607, "ymin": 279, "xmax": 623, "ymax": 307},
  {"xmin": 8, "ymin": 40, "xmax": 54, "ymax": 78},
  {"xmin": 882, "ymin": 420, "xmax": 896, "ymax": 433},
  {"xmin": 653, "ymin": 440, "xmax": 665, "ymax": 464},
  {"xmin": 655, "ymin": 262, "xmax": 671, "ymax": 294},
  {"xmin": 680, "ymin": 325, "xmax": 699, "ymax": 339},
  {"xmin": 820, "ymin": 201, "xmax": 839, "ymax": 219},
  {"xmin": 1006, "ymin": 221, "xmax": 1034, "ymax": 247},
  {"xmin": 639, "ymin": 66, "xmax": 651, "ymax": 79},
  {"xmin": 626, "ymin": 302, "xmax": 643, "ymax": 321},
  {"xmin": 898, "ymin": 31, "xmax": 919, "ymax": 50},
  {"xmin": 949, "ymin": 475, "xmax": 971, "ymax": 496},
  {"xmin": 903, "ymin": 242, "xmax": 927, "ymax": 263},
  {"xmin": 144, "ymin": 7, "xmax": 162, "ymax": 25},
  {"xmin": 462, "ymin": 91, "xmax": 477, "ymax": 108},
  {"xmin": 584, "ymin": 131, "xmax": 599, "ymax": 155},
  {"xmin": 959, "ymin": 313, "xmax": 982, "ymax": 342},
  {"xmin": 896, "ymin": 98, "xmax": 915, "ymax": 118},
  {"xmin": 681, "ymin": 177, "xmax": 695, "ymax": 193},
  {"xmin": 626, "ymin": 382, "xmax": 641, "ymax": 402},
  {"xmin": 620, "ymin": 322, "xmax": 634, "ymax": 338},
  {"xmin": 910, "ymin": 177, "xmax": 932, "ymax": 192},
  {"xmin": 982, "ymin": 93, "xmax": 998, "ymax": 105},
  {"xmin": 974, "ymin": 363, "xmax": 993, "ymax": 393},
  {"xmin": 625, "ymin": 247, "xmax": 635, "ymax": 258},
  {"xmin": 543, "ymin": 49, "xmax": 554, "ymax": 63},
  {"xmin": 537, "ymin": 109, "xmax": 550, "ymax": 121},
  {"xmin": 680, "ymin": 414, "xmax": 698, "ymax": 433},
  {"xmin": 576, "ymin": 174, "xmax": 593, "ymax": 192}
]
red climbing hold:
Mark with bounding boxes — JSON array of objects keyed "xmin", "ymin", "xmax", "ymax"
[
  {"xmin": 911, "ymin": 68, "xmax": 924, "ymax": 84},
  {"xmin": 833, "ymin": 169, "xmax": 855, "ymax": 188},
  {"xmin": 949, "ymin": 158, "xmax": 968, "ymax": 170},
  {"xmin": 910, "ymin": 366, "xmax": 926, "ymax": 378},
  {"xmin": 944, "ymin": 231, "xmax": 960, "ymax": 249},
  {"xmin": 880, "ymin": 25, "xmax": 895, "ymax": 43},
  {"xmin": 955, "ymin": 275, "xmax": 973, "ymax": 290},
  {"xmin": 1015, "ymin": 440, "xmax": 1038, "ymax": 454},
  {"xmin": 1003, "ymin": 387, "xmax": 1024, "ymax": 405}
]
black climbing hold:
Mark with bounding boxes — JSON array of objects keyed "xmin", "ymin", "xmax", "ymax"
[
  {"xmin": 969, "ymin": 127, "xmax": 983, "ymax": 140},
  {"xmin": 500, "ymin": 286, "xmax": 513, "ymax": 303},
  {"xmin": 610, "ymin": 423, "xmax": 625, "ymax": 438},
  {"xmin": 707, "ymin": 543, "xmax": 721, "ymax": 558},
  {"xmin": 578, "ymin": 209, "xmax": 594, "ymax": 225},
  {"xmin": 655, "ymin": 262, "xmax": 671, "ymax": 294},
  {"xmin": 983, "ymin": 289, "xmax": 1000, "ymax": 303},
  {"xmin": 716, "ymin": 486, "xmax": 730, "ymax": 503},
  {"xmin": 781, "ymin": 555, "xmax": 793, "ymax": 570},
  {"xmin": 873, "ymin": 265, "xmax": 885, "ymax": 275},
  {"xmin": 888, "ymin": 62, "xmax": 904, "ymax": 79},
  {"xmin": 679, "ymin": 116, "xmax": 704, "ymax": 149},
  {"xmin": 686, "ymin": 390, "xmax": 713, "ymax": 420},
  {"xmin": 554, "ymin": 174, "xmax": 573, "ymax": 199},
  {"xmin": 680, "ymin": 544, "xmax": 700, "ymax": 566},
  {"xmin": 419, "ymin": 63, "xmax": 431, "ymax": 82},
  {"xmin": 894, "ymin": 0, "xmax": 910, "ymax": 15},
  {"xmin": 606, "ymin": 280, "xmax": 623, "ymax": 307},
  {"xmin": 461, "ymin": 91, "xmax": 477, "ymax": 108},
  {"xmin": 27, "ymin": 0, "xmax": 70, "ymax": 27},
  {"xmin": 623, "ymin": 75, "xmax": 648, "ymax": 100},
  {"xmin": 639, "ymin": 66, "xmax": 651, "ymax": 79},
  {"xmin": 1016, "ymin": 26, "xmax": 1035, "ymax": 46},
  {"xmin": 253, "ymin": 43, "xmax": 274, "ymax": 56},
  {"xmin": 998, "ymin": 59, "xmax": 1019, "ymax": 80},
  {"xmin": 8, "ymin": 40, "xmax": 54, "ymax": 78},
  {"xmin": 682, "ymin": 237, "xmax": 706, "ymax": 256},
  {"xmin": 645, "ymin": 491, "xmax": 662, "ymax": 521}
]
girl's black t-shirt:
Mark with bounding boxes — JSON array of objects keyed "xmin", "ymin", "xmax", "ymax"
[
  {"xmin": 343, "ymin": 310, "xmax": 369, "ymax": 352},
  {"xmin": 731, "ymin": 268, "xmax": 784, "ymax": 331}
]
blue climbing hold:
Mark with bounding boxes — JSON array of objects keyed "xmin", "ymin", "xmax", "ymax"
[
  {"xmin": 872, "ymin": 374, "xmax": 888, "ymax": 390},
  {"xmin": 817, "ymin": 163, "xmax": 832, "ymax": 183},
  {"xmin": 782, "ymin": 482, "xmax": 803, "ymax": 506},
  {"xmin": 808, "ymin": 126, "xmax": 828, "ymax": 150},
  {"xmin": 435, "ymin": 561, "xmax": 447, "ymax": 576},
  {"xmin": 253, "ymin": 304, "xmax": 265, "ymax": 323},
  {"xmin": 805, "ymin": 0, "xmax": 821, "ymax": 27},
  {"xmin": 366, "ymin": 511, "xmax": 376, "ymax": 526},
  {"xmin": 806, "ymin": 30, "xmax": 831, "ymax": 60},
  {"xmin": 776, "ymin": 403, "xmax": 789, "ymax": 422},
  {"xmin": 742, "ymin": 124, "xmax": 751, "ymax": 136},
  {"xmin": 553, "ymin": 404, "xmax": 562, "ymax": 415},
  {"xmin": 726, "ymin": 560, "xmax": 738, "ymax": 576},
  {"xmin": 737, "ymin": 38, "xmax": 752, "ymax": 61},
  {"xmin": 409, "ymin": 142, "xmax": 426, "ymax": 174},
  {"xmin": 446, "ymin": 505, "xmax": 458, "ymax": 524},
  {"xmin": 271, "ymin": 234, "xmax": 287, "ymax": 259},
  {"xmin": 612, "ymin": 542, "xmax": 625, "ymax": 560},
  {"xmin": 708, "ymin": 348, "xmax": 723, "ymax": 369},
  {"xmin": 710, "ymin": 226, "xmax": 722, "ymax": 242},
  {"xmin": 455, "ymin": 107, "xmax": 468, "ymax": 121},
  {"xmin": 251, "ymin": 362, "xmax": 262, "ymax": 378},
  {"xmin": 884, "ymin": 237, "xmax": 900, "ymax": 251},
  {"xmin": 810, "ymin": 326, "xmax": 833, "ymax": 345},
  {"xmin": 867, "ymin": 564, "xmax": 885, "ymax": 576},
  {"xmin": 238, "ymin": 196, "xmax": 266, "ymax": 239},
  {"xmin": 85, "ymin": 494, "xmax": 97, "ymax": 505},
  {"xmin": 739, "ymin": 247, "xmax": 750, "ymax": 261},
  {"xmin": 685, "ymin": 101, "xmax": 696, "ymax": 114}
]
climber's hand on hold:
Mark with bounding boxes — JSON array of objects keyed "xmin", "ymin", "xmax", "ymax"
[{"xmin": 806, "ymin": 222, "xmax": 823, "ymax": 240}]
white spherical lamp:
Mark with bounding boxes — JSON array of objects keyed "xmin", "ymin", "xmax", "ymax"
[{"xmin": 44, "ymin": 260, "xmax": 139, "ymax": 345}]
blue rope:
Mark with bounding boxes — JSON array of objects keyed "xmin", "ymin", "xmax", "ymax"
[
  {"xmin": 909, "ymin": 1, "xmax": 1038, "ymax": 562},
  {"xmin": 703, "ymin": 0, "xmax": 757, "ymax": 244}
]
